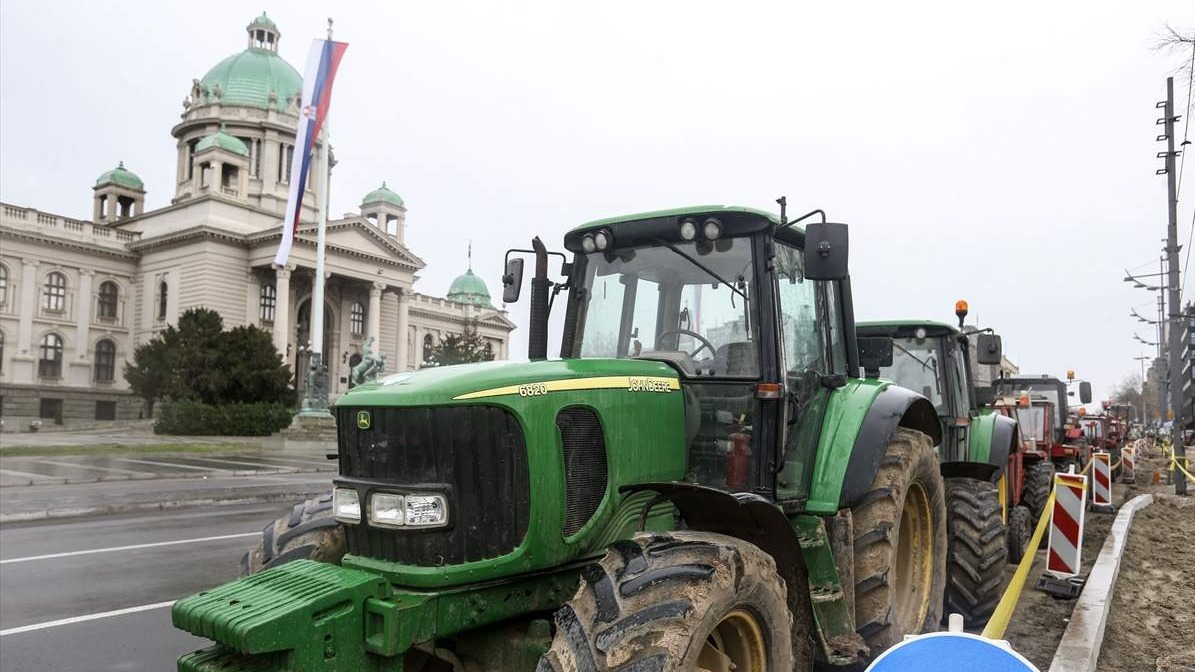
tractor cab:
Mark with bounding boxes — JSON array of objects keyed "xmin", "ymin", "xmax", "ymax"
[{"xmin": 993, "ymin": 376, "xmax": 1092, "ymax": 469}]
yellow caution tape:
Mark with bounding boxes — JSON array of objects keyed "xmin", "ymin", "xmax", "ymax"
[
  {"xmin": 1079, "ymin": 460, "xmax": 1093, "ymax": 475},
  {"xmin": 982, "ymin": 490, "xmax": 1057, "ymax": 640},
  {"xmin": 1169, "ymin": 456, "xmax": 1195, "ymax": 483}
]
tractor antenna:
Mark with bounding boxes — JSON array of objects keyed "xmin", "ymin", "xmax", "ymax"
[{"xmin": 776, "ymin": 196, "xmax": 788, "ymax": 225}]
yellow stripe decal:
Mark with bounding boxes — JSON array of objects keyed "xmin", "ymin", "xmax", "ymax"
[{"xmin": 452, "ymin": 376, "xmax": 679, "ymax": 400}]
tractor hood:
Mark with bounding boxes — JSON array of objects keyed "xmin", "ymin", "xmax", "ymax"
[{"xmin": 335, "ymin": 357, "xmax": 681, "ymax": 407}]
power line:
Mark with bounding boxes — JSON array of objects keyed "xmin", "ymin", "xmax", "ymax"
[{"xmin": 1178, "ymin": 27, "xmax": 1194, "ymax": 298}]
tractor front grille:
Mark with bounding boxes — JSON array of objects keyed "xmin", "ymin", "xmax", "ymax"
[
  {"xmin": 557, "ymin": 407, "xmax": 608, "ymax": 536},
  {"xmin": 336, "ymin": 405, "xmax": 530, "ymax": 566}
]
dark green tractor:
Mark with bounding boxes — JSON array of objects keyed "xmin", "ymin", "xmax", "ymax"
[
  {"xmin": 855, "ymin": 313, "xmax": 1018, "ymax": 627},
  {"xmin": 173, "ymin": 204, "xmax": 947, "ymax": 672}
]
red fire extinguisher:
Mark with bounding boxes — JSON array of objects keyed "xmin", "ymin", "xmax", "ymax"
[{"xmin": 726, "ymin": 415, "xmax": 752, "ymax": 491}]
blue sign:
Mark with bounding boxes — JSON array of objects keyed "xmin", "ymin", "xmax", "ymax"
[{"xmin": 866, "ymin": 632, "xmax": 1039, "ymax": 672}]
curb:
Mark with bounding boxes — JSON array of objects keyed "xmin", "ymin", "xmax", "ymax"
[
  {"xmin": 1047, "ymin": 493, "xmax": 1154, "ymax": 672},
  {"xmin": 0, "ymin": 486, "xmax": 330, "ymax": 524}
]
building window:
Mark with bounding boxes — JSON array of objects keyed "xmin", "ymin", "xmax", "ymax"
[
  {"xmin": 95, "ymin": 400, "xmax": 117, "ymax": 421},
  {"xmin": 39, "ymin": 398, "xmax": 63, "ymax": 425},
  {"xmin": 279, "ymin": 144, "xmax": 294, "ymax": 183},
  {"xmin": 43, "ymin": 272, "xmax": 67, "ymax": 312},
  {"xmin": 0, "ymin": 263, "xmax": 8, "ymax": 306},
  {"xmin": 260, "ymin": 283, "xmax": 277, "ymax": 323},
  {"xmin": 98, "ymin": 281, "xmax": 119, "ymax": 319},
  {"xmin": 38, "ymin": 333, "xmax": 64, "ymax": 378},
  {"xmin": 158, "ymin": 280, "xmax": 168, "ymax": 320},
  {"xmin": 95, "ymin": 339, "xmax": 116, "ymax": 382},
  {"xmin": 0, "ymin": 331, "xmax": 5, "ymax": 372},
  {"xmin": 422, "ymin": 333, "xmax": 435, "ymax": 364},
  {"xmin": 350, "ymin": 302, "xmax": 365, "ymax": 336}
]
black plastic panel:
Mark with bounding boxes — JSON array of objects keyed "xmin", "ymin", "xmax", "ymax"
[{"xmin": 556, "ymin": 407, "xmax": 608, "ymax": 536}]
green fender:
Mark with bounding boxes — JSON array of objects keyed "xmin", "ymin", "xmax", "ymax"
[
  {"xmin": 957, "ymin": 409, "xmax": 1016, "ymax": 481},
  {"xmin": 805, "ymin": 379, "xmax": 942, "ymax": 515}
]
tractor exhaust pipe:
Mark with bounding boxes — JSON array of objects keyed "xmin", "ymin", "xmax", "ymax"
[{"xmin": 528, "ymin": 236, "xmax": 550, "ymax": 361}]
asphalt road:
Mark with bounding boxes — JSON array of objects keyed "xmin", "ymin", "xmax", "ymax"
[{"xmin": 0, "ymin": 502, "xmax": 294, "ymax": 671}]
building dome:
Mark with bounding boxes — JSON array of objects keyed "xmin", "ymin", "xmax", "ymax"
[
  {"xmin": 95, "ymin": 161, "xmax": 144, "ymax": 190},
  {"xmin": 196, "ymin": 125, "xmax": 250, "ymax": 156},
  {"xmin": 447, "ymin": 268, "xmax": 493, "ymax": 307},
  {"xmin": 195, "ymin": 14, "xmax": 301, "ymax": 111},
  {"xmin": 361, "ymin": 182, "xmax": 404, "ymax": 208}
]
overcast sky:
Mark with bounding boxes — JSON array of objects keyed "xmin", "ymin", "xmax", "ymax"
[{"xmin": 2, "ymin": 1, "xmax": 1192, "ymax": 407}]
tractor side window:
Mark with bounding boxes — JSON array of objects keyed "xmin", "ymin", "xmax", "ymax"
[
  {"xmin": 824, "ymin": 281, "xmax": 848, "ymax": 373},
  {"xmin": 774, "ymin": 243, "xmax": 826, "ymax": 374},
  {"xmin": 949, "ymin": 344, "xmax": 970, "ymax": 415}
]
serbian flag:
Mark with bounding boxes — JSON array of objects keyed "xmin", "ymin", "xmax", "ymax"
[{"xmin": 274, "ymin": 38, "xmax": 348, "ymax": 266}]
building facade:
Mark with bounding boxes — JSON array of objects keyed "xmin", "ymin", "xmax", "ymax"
[{"xmin": 0, "ymin": 15, "xmax": 514, "ymax": 430}]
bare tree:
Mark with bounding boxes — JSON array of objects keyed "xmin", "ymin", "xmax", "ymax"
[
  {"xmin": 1110, "ymin": 373, "xmax": 1146, "ymax": 423},
  {"xmin": 1154, "ymin": 23, "xmax": 1195, "ymax": 85}
]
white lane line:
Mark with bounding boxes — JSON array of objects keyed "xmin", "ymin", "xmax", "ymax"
[
  {"xmin": 0, "ymin": 468, "xmax": 58, "ymax": 480},
  {"xmin": 111, "ymin": 457, "xmax": 232, "ymax": 473},
  {"xmin": 185, "ymin": 456, "xmax": 298, "ymax": 470},
  {"xmin": 32, "ymin": 460, "xmax": 155, "ymax": 476},
  {"xmin": 0, "ymin": 532, "xmax": 258, "ymax": 565},
  {"xmin": 0, "ymin": 601, "xmax": 177, "ymax": 636},
  {"xmin": 244, "ymin": 455, "xmax": 329, "ymax": 466}
]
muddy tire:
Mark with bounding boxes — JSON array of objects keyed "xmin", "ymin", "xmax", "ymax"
[
  {"xmin": 851, "ymin": 427, "xmax": 947, "ymax": 656},
  {"xmin": 1006, "ymin": 505, "xmax": 1032, "ymax": 564},
  {"xmin": 537, "ymin": 531, "xmax": 793, "ymax": 672},
  {"xmin": 1022, "ymin": 461, "xmax": 1055, "ymax": 523},
  {"xmin": 240, "ymin": 491, "xmax": 346, "ymax": 576},
  {"xmin": 942, "ymin": 478, "xmax": 1007, "ymax": 627}
]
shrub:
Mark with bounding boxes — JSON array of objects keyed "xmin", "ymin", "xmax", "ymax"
[{"xmin": 155, "ymin": 400, "xmax": 293, "ymax": 436}]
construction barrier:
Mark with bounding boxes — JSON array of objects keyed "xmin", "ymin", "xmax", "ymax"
[
  {"xmin": 1091, "ymin": 452, "xmax": 1114, "ymax": 511},
  {"xmin": 1045, "ymin": 471, "xmax": 1087, "ymax": 579},
  {"xmin": 1120, "ymin": 444, "xmax": 1135, "ymax": 483}
]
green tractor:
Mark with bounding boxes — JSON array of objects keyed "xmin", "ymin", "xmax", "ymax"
[
  {"xmin": 173, "ymin": 204, "xmax": 948, "ymax": 672},
  {"xmin": 855, "ymin": 311, "xmax": 1019, "ymax": 627}
]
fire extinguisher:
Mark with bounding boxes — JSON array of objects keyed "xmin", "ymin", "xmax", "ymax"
[{"xmin": 726, "ymin": 415, "xmax": 752, "ymax": 491}]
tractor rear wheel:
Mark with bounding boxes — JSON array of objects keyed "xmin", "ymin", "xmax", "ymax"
[
  {"xmin": 1022, "ymin": 461, "xmax": 1055, "ymax": 523},
  {"xmin": 538, "ymin": 531, "xmax": 792, "ymax": 672},
  {"xmin": 851, "ymin": 427, "xmax": 947, "ymax": 656},
  {"xmin": 942, "ymin": 478, "xmax": 1007, "ymax": 627},
  {"xmin": 240, "ymin": 491, "xmax": 346, "ymax": 576},
  {"xmin": 1006, "ymin": 504, "xmax": 1032, "ymax": 564}
]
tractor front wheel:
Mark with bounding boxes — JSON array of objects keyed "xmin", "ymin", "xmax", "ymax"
[
  {"xmin": 1006, "ymin": 504, "xmax": 1032, "ymax": 564},
  {"xmin": 943, "ymin": 478, "xmax": 1007, "ymax": 627},
  {"xmin": 538, "ymin": 531, "xmax": 792, "ymax": 672},
  {"xmin": 851, "ymin": 427, "xmax": 947, "ymax": 656},
  {"xmin": 1022, "ymin": 461, "xmax": 1055, "ymax": 523},
  {"xmin": 241, "ymin": 491, "xmax": 346, "ymax": 576}
]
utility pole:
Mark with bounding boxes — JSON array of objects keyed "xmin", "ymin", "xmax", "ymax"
[
  {"xmin": 1135, "ymin": 354, "xmax": 1151, "ymax": 424},
  {"xmin": 1159, "ymin": 76, "xmax": 1187, "ymax": 495}
]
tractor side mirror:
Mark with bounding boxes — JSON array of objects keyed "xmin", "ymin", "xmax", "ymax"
[
  {"xmin": 1079, "ymin": 381, "xmax": 1093, "ymax": 404},
  {"xmin": 502, "ymin": 258, "xmax": 524, "ymax": 304},
  {"xmin": 975, "ymin": 333, "xmax": 1002, "ymax": 365},
  {"xmin": 857, "ymin": 336, "xmax": 893, "ymax": 378},
  {"xmin": 804, "ymin": 222, "xmax": 849, "ymax": 280},
  {"xmin": 974, "ymin": 385, "xmax": 996, "ymax": 407}
]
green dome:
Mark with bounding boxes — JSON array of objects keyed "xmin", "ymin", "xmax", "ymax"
[
  {"xmin": 196, "ymin": 125, "xmax": 249, "ymax": 156},
  {"xmin": 197, "ymin": 21, "xmax": 300, "ymax": 111},
  {"xmin": 95, "ymin": 162, "xmax": 144, "ymax": 190},
  {"xmin": 447, "ymin": 269, "xmax": 493, "ymax": 307},
  {"xmin": 362, "ymin": 182, "xmax": 404, "ymax": 208}
]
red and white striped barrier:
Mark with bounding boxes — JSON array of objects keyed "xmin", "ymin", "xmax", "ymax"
[
  {"xmin": 1091, "ymin": 452, "xmax": 1114, "ymax": 510},
  {"xmin": 1046, "ymin": 471, "xmax": 1087, "ymax": 579},
  {"xmin": 1120, "ymin": 445, "xmax": 1135, "ymax": 483}
]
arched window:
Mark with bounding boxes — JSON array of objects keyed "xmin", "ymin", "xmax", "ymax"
[
  {"xmin": 98, "ymin": 281, "xmax": 119, "ymax": 319},
  {"xmin": 259, "ymin": 283, "xmax": 277, "ymax": 322},
  {"xmin": 0, "ymin": 331, "xmax": 6, "ymax": 373},
  {"xmin": 422, "ymin": 333, "xmax": 435, "ymax": 363},
  {"xmin": 350, "ymin": 302, "xmax": 365, "ymax": 336},
  {"xmin": 0, "ymin": 264, "xmax": 8, "ymax": 306},
  {"xmin": 158, "ymin": 280, "xmax": 168, "ymax": 320},
  {"xmin": 38, "ymin": 333, "xmax": 63, "ymax": 378},
  {"xmin": 43, "ymin": 272, "xmax": 67, "ymax": 312},
  {"xmin": 94, "ymin": 339, "xmax": 117, "ymax": 382}
]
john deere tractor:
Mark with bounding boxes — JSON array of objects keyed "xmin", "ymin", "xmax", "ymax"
[
  {"xmin": 855, "ymin": 311, "xmax": 1018, "ymax": 627},
  {"xmin": 173, "ymin": 205, "xmax": 947, "ymax": 672}
]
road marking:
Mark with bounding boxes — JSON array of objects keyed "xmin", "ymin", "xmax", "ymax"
[
  {"xmin": 243, "ymin": 455, "xmax": 330, "ymax": 466},
  {"xmin": 33, "ymin": 460, "xmax": 156, "ymax": 476},
  {"xmin": 0, "ymin": 601, "xmax": 177, "ymax": 636},
  {"xmin": 111, "ymin": 457, "xmax": 232, "ymax": 473},
  {"xmin": 185, "ymin": 456, "xmax": 298, "ymax": 470},
  {"xmin": 0, "ymin": 532, "xmax": 258, "ymax": 565},
  {"xmin": 0, "ymin": 468, "xmax": 58, "ymax": 480}
]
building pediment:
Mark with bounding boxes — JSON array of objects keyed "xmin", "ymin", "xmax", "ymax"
[{"xmin": 247, "ymin": 218, "xmax": 425, "ymax": 272}]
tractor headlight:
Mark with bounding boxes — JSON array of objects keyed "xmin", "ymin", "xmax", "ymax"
[
  {"xmin": 679, "ymin": 218, "xmax": 698, "ymax": 241},
  {"xmin": 405, "ymin": 494, "xmax": 449, "ymax": 528},
  {"xmin": 369, "ymin": 492, "xmax": 406, "ymax": 527},
  {"xmin": 333, "ymin": 488, "xmax": 361, "ymax": 524},
  {"xmin": 593, "ymin": 229, "xmax": 611, "ymax": 251},
  {"xmin": 581, "ymin": 234, "xmax": 597, "ymax": 253},
  {"xmin": 702, "ymin": 217, "xmax": 722, "ymax": 240}
]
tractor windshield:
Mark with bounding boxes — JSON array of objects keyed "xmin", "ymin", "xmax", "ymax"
[
  {"xmin": 573, "ymin": 237, "xmax": 758, "ymax": 378},
  {"xmin": 1016, "ymin": 406, "xmax": 1047, "ymax": 442},
  {"xmin": 879, "ymin": 337, "xmax": 945, "ymax": 414}
]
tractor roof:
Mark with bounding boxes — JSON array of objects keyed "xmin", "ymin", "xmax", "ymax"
[
  {"xmin": 856, "ymin": 320, "xmax": 959, "ymax": 336},
  {"xmin": 564, "ymin": 205, "xmax": 795, "ymax": 253},
  {"xmin": 571, "ymin": 205, "xmax": 780, "ymax": 232}
]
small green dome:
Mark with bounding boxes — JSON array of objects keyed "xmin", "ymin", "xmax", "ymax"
[
  {"xmin": 362, "ymin": 182, "xmax": 405, "ymax": 208},
  {"xmin": 447, "ymin": 269, "xmax": 493, "ymax": 307},
  {"xmin": 95, "ymin": 162, "xmax": 144, "ymax": 190},
  {"xmin": 196, "ymin": 125, "xmax": 250, "ymax": 156},
  {"xmin": 248, "ymin": 12, "xmax": 277, "ymax": 31},
  {"xmin": 197, "ymin": 16, "xmax": 300, "ymax": 111}
]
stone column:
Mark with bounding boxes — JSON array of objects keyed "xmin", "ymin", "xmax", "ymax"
[
  {"xmin": 245, "ymin": 270, "xmax": 261, "ymax": 325},
  {"xmin": 272, "ymin": 265, "xmax": 292, "ymax": 357},
  {"xmin": 396, "ymin": 288, "xmax": 410, "ymax": 371},
  {"xmin": 367, "ymin": 282, "xmax": 384, "ymax": 346},
  {"xmin": 75, "ymin": 270, "xmax": 94, "ymax": 359},
  {"xmin": 17, "ymin": 260, "xmax": 38, "ymax": 355}
]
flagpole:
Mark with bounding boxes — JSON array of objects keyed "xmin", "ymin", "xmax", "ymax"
[{"xmin": 300, "ymin": 18, "xmax": 335, "ymax": 417}]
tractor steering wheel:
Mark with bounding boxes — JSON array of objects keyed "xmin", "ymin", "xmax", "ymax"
[{"xmin": 655, "ymin": 328, "xmax": 716, "ymax": 360}]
